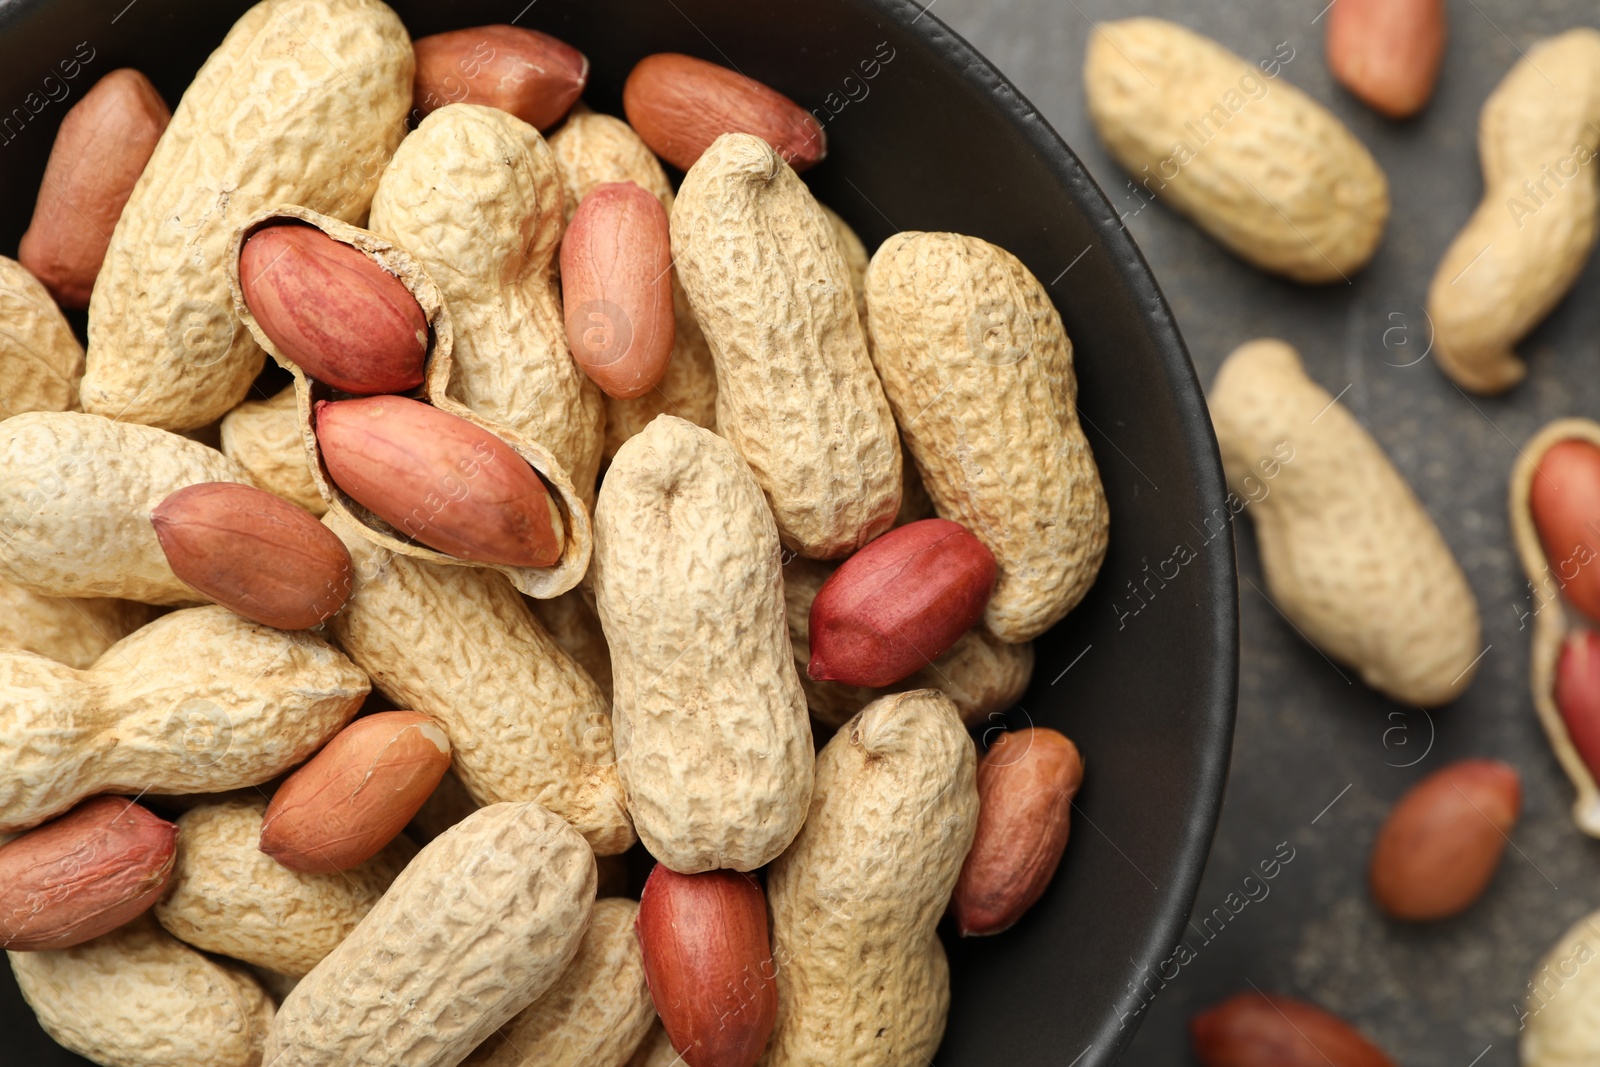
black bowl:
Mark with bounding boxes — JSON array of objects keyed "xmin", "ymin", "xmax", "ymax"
[{"xmin": 0, "ymin": 1, "xmax": 1237, "ymax": 1062}]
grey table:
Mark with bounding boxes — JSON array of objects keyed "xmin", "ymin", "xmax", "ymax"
[{"xmin": 930, "ymin": 0, "xmax": 1600, "ymax": 1063}]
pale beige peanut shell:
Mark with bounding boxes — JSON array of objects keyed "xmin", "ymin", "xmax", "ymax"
[
  {"xmin": 866, "ymin": 232, "xmax": 1109, "ymax": 643},
  {"xmin": 227, "ymin": 205, "xmax": 592, "ymax": 600},
  {"xmin": 0, "ymin": 411, "xmax": 253, "ymax": 604},
  {"xmin": 0, "ymin": 604, "xmax": 368, "ymax": 832},
  {"xmin": 528, "ymin": 588, "xmax": 614, "ymax": 703},
  {"xmin": 80, "ymin": 0, "xmax": 414, "ymax": 431},
  {"xmin": 1509, "ymin": 418, "xmax": 1600, "ymax": 836},
  {"xmin": 626, "ymin": 1025, "xmax": 678, "ymax": 1067},
  {"xmin": 324, "ymin": 514, "xmax": 632, "ymax": 855},
  {"xmin": 0, "ymin": 255, "xmax": 82, "ymax": 419},
  {"xmin": 10, "ymin": 916, "xmax": 274, "ymax": 1067},
  {"xmin": 593, "ymin": 416, "xmax": 813, "ymax": 872},
  {"xmin": 465, "ymin": 898, "xmax": 654, "ymax": 1067},
  {"xmin": 549, "ymin": 106, "xmax": 717, "ymax": 459},
  {"xmin": 265, "ymin": 802, "xmax": 596, "ymax": 1067},
  {"xmin": 220, "ymin": 386, "xmax": 324, "ymax": 515},
  {"xmin": 369, "ymin": 103, "xmax": 605, "ymax": 501},
  {"xmin": 0, "ymin": 579, "xmax": 152, "ymax": 669},
  {"xmin": 1427, "ymin": 29, "xmax": 1600, "ymax": 394},
  {"xmin": 1209, "ymin": 339, "xmax": 1481, "ymax": 705},
  {"xmin": 1084, "ymin": 18, "xmax": 1389, "ymax": 283},
  {"xmin": 153, "ymin": 799, "xmax": 413, "ymax": 977},
  {"xmin": 1521, "ymin": 906, "xmax": 1600, "ymax": 1065},
  {"xmin": 763, "ymin": 690, "xmax": 978, "ymax": 1067},
  {"xmin": 820, "ymin": 203, "xmax": 870, "ymax": 329},
  {"xmin": 782, "ymin": 557, "xmax": 1033, "ymax": 728},
  {"xmin": 673, "ymin": 133, "xmax": 901, "ymax": 559}
]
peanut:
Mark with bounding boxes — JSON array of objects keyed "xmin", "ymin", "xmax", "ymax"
[
  {"xmin": 1191, "ymin": 992, "xmax": 1395, "ymax": 1067},
  {"xmin": 623, "ymin": 53, "xmax": 826, "ymax": 172},
  {"xmin": 866, "ymin": 231, "xmax": 1109, "ymax": 642},
  {"xmin": 466, "ymin": 898, "xmax": 654, "ymax": 1067},
  {"xmin": 17, "ymin": 69, "xmax": 170, "ymax": 309},
  {"xmin": 220, "ymin": 386, "xmax": 326, "ymax": 516},
  {"xmin": 0, "ymin": 411, "xmax": 253, "ymax": 604},
  {"xmin": 0, "ymin": 579, "xmax": 151, "ymax": 669},
  {"xmin": 1522, "ymin": 908, "xmax": 1600, "ymax": 1063},
  {"xmin": 1427, "ymin": 30, "xmax": 1600, "ymax": 394},
  {"xmin": 323, "ymin": 514, "xmax": 633, "ymax": 854},
  {"xmin": 238, "ymin": 223, "xmax": 428, "ymax": 394},
  {"xmin": 674, "ymin": 133, "xmax": 901, "ymax": 559},
  {"xmin": 81, "ymin": 0, "xmax": 414, "ymax": 431},
  {"xmin": 1326, "ymin": 0, "xmax": 1446, "ymax": 119},
  {"xmin": 637, "ymin": 866, "xmax": 776, "ymax": 1067},
  {"xmin": 593, "ymin": 416, "xmax": 812, "ymax": 872},
  {"xmin": 1528, "ymin": 438, "xmax": 1600, "ymax": 621},
  {"xmin": 0, "ymin": 256, "xmax": 84, "ymax": 420},
  {"xmin": 152, "ymin": 482, "xmax": 353, "ymax": 628},
  {"xmin": 0, "ymin": 796, "xmax": 176, "ymax": 951},
  {"xmin": 261, "ymin": 711, "xmax": 452, "ymax": 872},
  {"xmin": 561, "ymin": 181, "xmax": 677, "ymax": 400},
  {"xmin": 153, "ymin": 799, "xmax": 411, "ymax": 976},
  {"xmin": 1369, "ymin": 760, "xmax": 1520, "ymax": 921},
  {"xmin": 952, "ymin": 728, "xmax": 1082, "ymax": 937},
  {"xmin": 369, "ymin": 103, "xmax": 606, "ymax": 501},
  {"xmin": 1557, "ymin": 632, "xmax": 1600, "ymax": 785},
  {"xmin": 807, "ymin": 518, "xmax": 998, "ymax": 688},
  {"xmin": 406, "ymin": 767, "xmax": 480, "ymax": 845},
  {"xmin": 264, "ymin": 802, "xmax": 595, "ymax": 1067},
  {"xmin": 548, "ymin": 106, "xmax": 718, "ymax": 459},
  {"xmin": 821, "ymin": 203, "xmax": 870, "ymax": 329},
  {"xmin": 0, "ymin": 604, "xmax": 368, "ymax": 832},
  {"xmin": 764, "ymin": 690, "xmax": 978, "ymax": 1067},
  {"xmin": 1084, "ymin": 18, "xmax": 1389, "ymax": 282},
  {"xmin": 10, "ymin": 915, "xmax": 274, "ymax": 1067},
  {"xmin": 1209, "ymin": 339, "xmax": 1481, "ymax": 705},
  {"xmin": 412, "ymin": 25, "xmax": 587, "ymax": 131},
  {"xmin": 528, "ymin": 588, "xmax": 614, "ymax": 703}
]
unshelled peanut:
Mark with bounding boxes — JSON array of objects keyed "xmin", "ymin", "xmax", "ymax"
[
  {"xmin": 0, "ymin": 579, "xmax": 151, "ymax": 669},
  {"xmin": 220, "ymin": 386, "xmax": 325, "ymax": 516},
  {"xmin": 0, "ymin": 256, "xmax": 84, "ymax": 420}
]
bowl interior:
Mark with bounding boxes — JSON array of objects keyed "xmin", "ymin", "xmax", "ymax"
[{"xmin": 0, "ymin": 0, "xmax": 1237, "ymax": 1061}]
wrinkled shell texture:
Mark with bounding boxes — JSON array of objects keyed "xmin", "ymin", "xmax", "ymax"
[
  {"xmin": 1084, "ymin": 18, "xmax": 1389, "ymax": 282},
  {"xmin": 764, "ymin": 690, "xmax": 978, "ymax": 1067},
  {"xmin": 1210, "ymin": 339, "xmax": 1481, "ymax": 704},
  {"xmin": 369, "ymin": 103, "xmax": 604, "ymax": 498},
  {"xmin": 1523, "ymin": 908, "xmax": 1600, "ymax": 1065},
  {"xmin": 821, "ymin": 204, "xmax": 871, "ymax": 328},
  {"xmin": 265, "ymin": 803, "xmax": 596, "ymax": 1067},
  {"xmin": 0, "ymin": 412, "xmax": 253, "ymax": 604},
  {"xmin": 466, "ymin": 898, "xmax": 653, "ymax": 1067},
  {"xmin": 673, "ymin": 133, "xmax": 901, "ymax": 559},
  {"xmin": 0, "ymin": 256, "xmax": 83, "ymax": 420},
  {"xmin": 866, "ymin": 232, "xmax": 1109, "ymax": 643},
  {"xmin": 220, "ymin": 385, "xmax": 326, "ymax": 515},
  {"xmin": 0, "ymin": 604, "xmax": 368, "ymax": 832},
  {"xmin": 81, "ymin": 0, "xmax": 413, "ymax": 431},
  {"xmin": 528, "ymin": 588, "xmax": 615, "ymax": 703},
  {"xmin": 324, "ymin": 515, "xmax": 632, "ymax": 854},
  {"xmin": 0, "ymin": 580, "xmax": 151, "ymax": 669},
  {"xmin": 594, "ymin": 416, "xmax": 813, "ymax": 872},
  {"xmin": 549, "ymin": 108, "xmax": 718, "ymax": 457},
  {"xmin": 10, "ymin": 917, "xmax": 274, "ymax": 1067},
  {"xmin": 154, "ymin": 799, "xmax": 411, "ymax": 976},
  {"xmin": 1427, "ymin": 29, "xmax": 1600, "ymax": 394}
]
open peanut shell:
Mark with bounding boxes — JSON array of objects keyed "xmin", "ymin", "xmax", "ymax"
[
  {"xmin": 1510, "ymin": 417, "xmax": 1600, "ymax": 836},
  {"xmin": 225, "ymin": 205, "xmax": 591, "ymax": 598}
]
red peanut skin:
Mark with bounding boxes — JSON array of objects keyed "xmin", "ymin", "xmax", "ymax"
[
  {"xmin": 18, "ymin": 68, "xmax": 170, "ymax": 309},
  {"xmin": 952, "ymin": 728, "xmax": 1082, "ymax": 937},
  {"xmin": 260, "ymin": 711, "xmax": 451, "ymax": 873},
  {"xmin": 152, "ymin": 481, "xmax": 353, "ymax": 629},
  {"xmin": 1326, "ymin": 0, "xmax": 1446, "ymax": 120},
  {"xmin": 1529, "ymin": 439, "xmax": 1600, "ymax": 623},
  {"xmin": 1191, "ymin": 993, "xmax": 1396, "ymax": 1067},
  {"xmin": 412, "ymin": 25, "xmax": 587, "ymax": 130},
  {"xmin": 239, "ymin": 224, "xmax": 428, "ymax": 395},
  {"xmin": 1367, "ymin": 759, "xmax": 1520, "ymax": 921},
  {"xmin": 0, "ymin": 796, "xmax": 177, "ymax": 951},
  {"xmin": 623, "ymin": 53, "xmax": 827, "ymax": 172},
  {"xmin": 315, "ymin": 396, "xmax": 563, "ymax": 568},
  {"xmin": 808, "ymin": 518, "xmax": 997, "ymax": 688},
  {"xmin": 636, "ymin": 866, "xmax": 776, "ymax": 1067},
  {"xmin": 1557, "ymin": 630, "xmax": 1600, "ymax": 779},
  {"xmin": 560, "ymin": 182, "xmax": 676, "ymax": 400}
]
